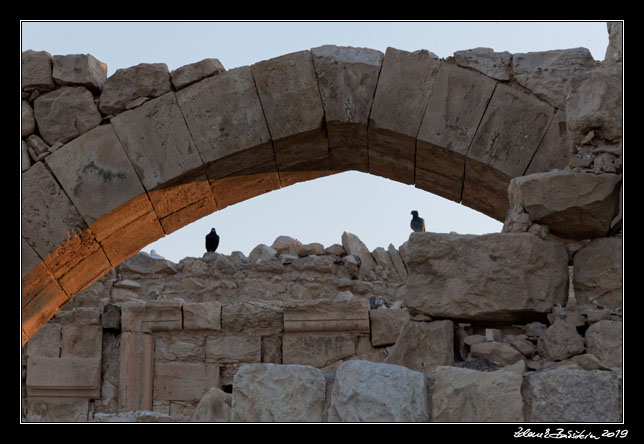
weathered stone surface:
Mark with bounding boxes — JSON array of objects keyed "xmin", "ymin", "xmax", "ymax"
[
  {"xmin": 299, "ymin": 242, "xmax": 325, "ymax": 257},
  {"xmin": 21, "ymin": 140, "xmax": 31, "ymax": 171},
  {"xmin": 565, "ymin": 67, "xmax": 622, "ymax": 146},
  {"xmin": 52, "ymin": 54, "xmax": 108, "ymax": 93},
  {"xmin": 368, "ymin": 48, "xmax": 440, "ymax": 184},
  {"xmin": 26, "ymin": 356, "xmax": 101, "ymax": 398},
  {"xmin": 369, "ymin": 309, "xmax": 410, "ymax": 347},
  {"xmin": 604, "ymin": 22, "xmax": 623, "ymax": 66},
  {"xmin": 463, "ymin": 84, "xmax": 555, "ymax": 220},
  {"xmin": 153, "ymin": 362, "xmax": 219, "ymax": 401},
  {"xmin": 537, "ymin": 319, "xmax": 585, "ymax": 361},
  {"xmin": 311, "ymin": 45, "xmax": 383, "ymax": 171},
  {"xmin": 232, "ymin": 363, "xmax": 326, "ymax": 422},
  {"xmin": 404, "ymin": 232, "xmax": 569, "ymax": 321},
  {"xmin": 99, "ymin": 63, "xmax": 172, "ymax": 115},
  {"xmin": 341, "ymin": 231, "xmax": 376, "ymax": 275},
  {"xmin": 385, "ymin": 320, "xmax": 454, "ymax": 374},
  {"xmin": 328, "ymin": 360, "xmax": 428, "ymax": 422},
  {"xmin": 504, "ymin": 335, "xmax": 537, "ymax": 358},
  {"xmin": 283, "ymin": 333, "xmax": 355, "ymax": 368},
  {"xmin": 251, "ymin": 51, "xmax": 328, "ymax": 171},
  {"xmin": 170, "ymin": 58, "xmax": 225, "ymax": 90},
  {"xmin": 119, "ymin": 252, "xmax": 177, "ymax": 275},
  {"xmin": 206, "ymin": 335, "xmax": 261, "ymax": 364},
  {"xmin": 22, "ymin": 50, "xmax": 55, "ymax": 92},
  {"xmin": 522, "ymin": 367, "xmax": 622, "ymax": 422},
  {"xmin": 61, "ymin": 324, "xmax": 102, "ymax": 358},
  {"xmin": 284, "ymin": 299, "xmax": 370, "ymax": 333},
  {"xmin": 387, "ymin": 244, "xmax": 407, "ymax": 279},
  {"xmin": 183, "ymin": 302, "xmax": 222, "ymax": 331},
  {"xmin": 271, "ymin": 236, "xmax": 302, "ymax": 256},
  {"xmin": 26, "ymin": 397, "xmax": 89, "ymax": 422},
  {"xmin": 452, "ymin": 47, "xmax": 512, "ymax": 81},
  {"xmin": 585, "ymin": 320, "xmax": 622, "ymax": 369},
  {"xmin": 22, "ymin": 100, "xmax": 35, "ymax": 138},
  {"xmin": 525, "ymin": 110, "xmax": 572, "ymax": 175},
  {"xmin": 221, "ymin": 302, "xmax": 283, "ymax": 335},
  {"xmin": 508, "ymin": 170, "xmax": 621, "ymax": 240},
  {"xmin": 416, "ymin": 61, "xmax": 496, "ymax": 202},
  {"xmin": 432, "ymin": 366, "xmax": 524, "ymax": 422},
  {"xmin": 573, "ymin": 237, "xmax": 622, "ymax": 308},
  {"xmin": 470, "ymin": 341, "xmax": 525, "ymax": 366},
  {"xmin": 176, "ymin": 66, "xmax": 274, "ymax": 179},
  {"xmin": 192, "ymin": 387, "xmax": 231, "ymax": 422},
  {"xmin": 33, "ymin": 86, "xmax": 102, "ymax": 145},
  {"xmin": 512, "ymin": 48, "xmax": 597, "ymax": 109},
  {"xmin": 94, "ymin": 410, "xmax": 176, "ymax": 422},
  {"xmin": 121, "ymin": 300, "xmax": 182, "ymax": 333},
  {"xmin": 45, "ymin": 124, "xmax": 145, "ymax": 226}
]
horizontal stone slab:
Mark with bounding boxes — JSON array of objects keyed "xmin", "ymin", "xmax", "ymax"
[
  {"xmin": 404, "ymin": 232, "xmax": 569, "ymax": 322},
  {"xmin": 26, "ymin": 356, "xmax": 101, "ymax": 398},
  {"xmin": 282, "ymin": 332, "xmax": 355, "ymax": 368},
  {"xmin": 284, "ymin": 299, "xmax": 370, "ymax": 333},
  {"xmin": 153, "ymin": 362, "xmax": 220, "ymax": 401},
  {"xmin": 121, "ymin": 300, "xmax": 182, "ymax": 333}
]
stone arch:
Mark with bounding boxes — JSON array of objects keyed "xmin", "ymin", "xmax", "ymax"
[{"xmin": 22, "ymin": 44, "xmax": 582, "ymax": 345}]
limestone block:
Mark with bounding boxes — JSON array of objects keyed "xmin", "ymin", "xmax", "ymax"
[
  {"xmin": 512, "ymin": 48, "xmax": 597, "ymax": 109},
  {"xmin": 508, "ymin": 170, "xmax": 621, "ymax": 240},
  {"xmin": 271, "ymin": 235, "xmax": 302, "ymax": 256},
  {"xmin": 119, "ymin": 252, "xmax": 177, "ymax": 274},
  {"xmin": 387, "ymin": 244, "xmax": 407, "ymax": 279},
  {"xmin": 209, "ymin": 160, "xmax": 280, "ymax": 210},
  {"xmin": 573, "ymin": 237, "xmax": 622, "ymax": 308},
  {"xmin": 328, "ymin": 360, "xmax": 429, "ymax": 422},
  {"xmin": 384, "ymin": 320, "xmax": 454, "ymax": 374},
  {"xmin": 249, "ymin": 243, "xmax": 277, "ymax": 263},
  {"xmin": 537, "ymin": 319, "xmax": 585, "ymax": 361},
  {"xmin": 284, "ymin": 299, "xmax": 370, "ymax": 333},
  {"xmin": 299, "ymin": 242, "xmax": 325, "ymax": 256},
  {"xmin": 524, "ymin": 110, "xmax": 572, "ymax": 174},
  {"xmin": 22, "ymin": 99, "xmax": 35, "ymax": 138},
  {"xmin": 99, "ymin": 62, "xmax": 172, "ymax": 115},
  {"xmin": 119, "ymin": 332, "xmax": 154, "ymax": 411},
  {"xmin": 110, "ymin": 92, "xmax": 212, "ymax": 222},
  {"xmin": 26, "ymin": 397, "xmax": 89, "ymax": 422},
  {"xmin": 121, "ymin": 300, "xmax": 182, "ymax": 333},
  {"xmin": 183, "ymin": 302, "xmax": 222, "ymax": 331},
  {"xmin": 469, "ymin": 341, "xmax": 524, "ymax": 366},
  {"xmin": 232, "ymin": 363, "xmax": 326, "ymax": 422},
  {"xmin": 291, "ymin": 255, "xmax": 335, "ymax": 274},
  {"xmin": 368, "ymin": 48, "xmax": 441, "ymax": 184},
  {"xmin": 170, "ymin": 58, "xmax": 225, "ymax": 90},
  {"xmin": 565, "ymin": 67, "xmax": 622, "ymax": 146},
  {"xmin": 154, "ymin": 331, "xmax": 206, "ymax": 362},
  {"xmin": 432, "ymin": 366, "xmax": 524, "ymax": 422},
  {"xmin": 153, "ymin": 362, "xmax": 220, "ymax": 401},
  {"xmin": 176, "ymin": 66, "xmax": 274, "ymax": 179},
  {"xmin": 522, "ymin": 367, "xmax": 622, "ymax": 422},
  {"xmin": 251, "ymin": 51, "xmax": 328, "ymax": 172},
  {"xmin": 416, "ymin": 62, "xmax": 496, "ymax": 202},
  {"xmin": 311, "ymin": 45, "xmax": 383, "ymax": 171},
  {"xmin": 22, "ymin": 50, "xmax": 55, "ymax": 92},
  {"xmin": 463, "ymin": 83, "xmax": 555, "ymax": 220},
  {"xmin": 26, "ymin": 323, "xmax": 61, "ymax": 358},
  {"xmin": 45, "ymin": 124, "xmax": 146, "ymax": 226},
  {"xmin": 21, "ymin": 140, "xmax": 31, "ymax": 171},
  {"xmin": 369, "ymin": 309, "xmax": 410, "ymax": 347},
  {"xmin": 26, "ymin": 356, "xmax": 101, "ymax": 398},
  {"xmin": 585, "ymin": 320, "xmax": 622, "ymax": 369},
  {"xmin": 94, "ymin": 410, "xmax": 176, "ymax": 422},
  {"xmin": 33, "ymin": 86, "xmax": 102, "ymax": 145},
  {"xmin": 192, "ymin": 387, "xmax": 232, "ymax": 422},
  {"xmin": 61, "ymin": 324, "xmax": 102, "ymax": 358},
  {"xmin": 282, "ymin": 333, "xmax": 355, "ymax": 368},
  {"xmin": 341, "ymin": 231, "xmax": 376, "ymax": 275},
  {"xmin": 52, "ymin": 53, "xmax": 108, "ymax": 93},
  {"xmin": 604, "ymin": 22, "xmax": 623, "ymax": 65},
  {"xmin": 452, "ymin": 47, "xmax": 512, "ymax": 81},
  {"xmin": 206, "ymin": 334, "xmax": 261, "ymax": 364},
  {"xmin": 221, "ymin": 302, "xmax": 283, "ymax": 335},
  {"xmin": 404, "ymin": 232, "xmax": 569, "ymax": 321}
]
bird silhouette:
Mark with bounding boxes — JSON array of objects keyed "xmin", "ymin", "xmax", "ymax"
[
  {"xmin": 410, "ymin": 210, "xmax": 426, "ymax": 232},
  {"xmin": 206, "ymin": 228, "xmax": 220, "ymax": 252}
]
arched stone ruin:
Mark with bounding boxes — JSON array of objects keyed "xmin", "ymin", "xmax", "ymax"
[{"xmin": 21, "ymin": 22, "xmax": 622, "ymax": 422}]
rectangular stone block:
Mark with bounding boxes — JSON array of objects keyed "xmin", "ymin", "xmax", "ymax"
[
  {"xmin": 368, "ymin": 48, "xmax": 441, "ymax": 184},
  {"xmin": 26, "ymin": 323, "xmax": 61, "ymax": 358},
  {"xmin": 282, "ymin": 333, "xmax": 355, "ymax": 368},
  {"xmin": 311, "ymin": 45, "xmax": 383, "ymax": 172},
  {"xmin": 153, "ymin": 362, "xmax": 220, "ymax": 401},
  {"xmin": 26, "ymin": 356, "xmax": 101, "ymax": 398},
  {"xmin": 525, "ymin": 109, "xmax": 572, "ymax": 175},
  {"xmin": 404, "ymin": 232, "xmax": 569, "ymax": 322},
  {"xmin": 22, "ymin": 265, "xmax": 68, "ymax": 346},
  {"xmin": 206, "ymin": 334, "xmax": 261, "ymax": 364},
  {"xmin": 61, "ymin": 324, "xmax": 102, "ymax": 358},
  {"xmin": 369, "ymin": 309, "xmax": 410, "ymax": 347},
  {"xmin": 416, "ymin": 62, "xmax": 496, "ymax": 202},
  {"xmin": 121, "ymin": 300, "xmax": 182, "ymax": 333},
  {"xmin": 278, "ymin": 154, "xmax": 336, "ymax": 188},
  {"xmin": 210, "ymin": 160, "xmax": 281, "ymax": 210},
  {"xmin": 251, "ymin": 51, "xmax": 329, "ymax": 170},
  {"xmin": 221, "ymin": 301, "xmax": 283, "ymax": 335},
  {"xmin": 183, "ymin": 302, "xmax": 222, "ymax": 331},
  {"xmin": 284, "ymin": 299, "xmax": 370, "ymax": 333},
  {"xmin": 463, "ymin": 83, "xmax": 554, "ymax": 219},
  {"xmin": 119, "ymin": 332, "xmax": 154, "ymax": 411},
  {"xmin": 44, "ymin": 124, "xmax": 146, "ymax": 226}
]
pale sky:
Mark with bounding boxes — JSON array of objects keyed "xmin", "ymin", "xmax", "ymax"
[{"xmin": 21, "ymin": 21, "xmax": 610, "ymax": 262}]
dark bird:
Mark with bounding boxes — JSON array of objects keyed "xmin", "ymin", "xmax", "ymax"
[
  {"xmin": 205, "ymin": 228, "xmax": 220, "ymax": 252},
  {"xmin": 410, "ymin": 210, "xmax": 426, "ymax": 232}
]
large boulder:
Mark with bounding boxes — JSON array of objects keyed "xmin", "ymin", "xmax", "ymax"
[
  {"xmin": 99, "ymin": 63, "xmax": 172, "ymax": 115},
  {"xmin": 404, "ymin": 232, "xmax": 568, "ymax": 322},
  {"xmin": 327, "ymin": 360, "xmax": 429, "ymax": 422},
  {"xmin": 384, "ymin": 320, "xmax": 454, "ymax": 373}
]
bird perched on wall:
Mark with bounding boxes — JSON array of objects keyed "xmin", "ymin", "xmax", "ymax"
[
  {"xmin": 206, "ymin": 228, "xmax": 220, "ymax": 252},
  {"xmin": 410, "ymin": 210, "xmax": 426, "ymax": 232}
]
